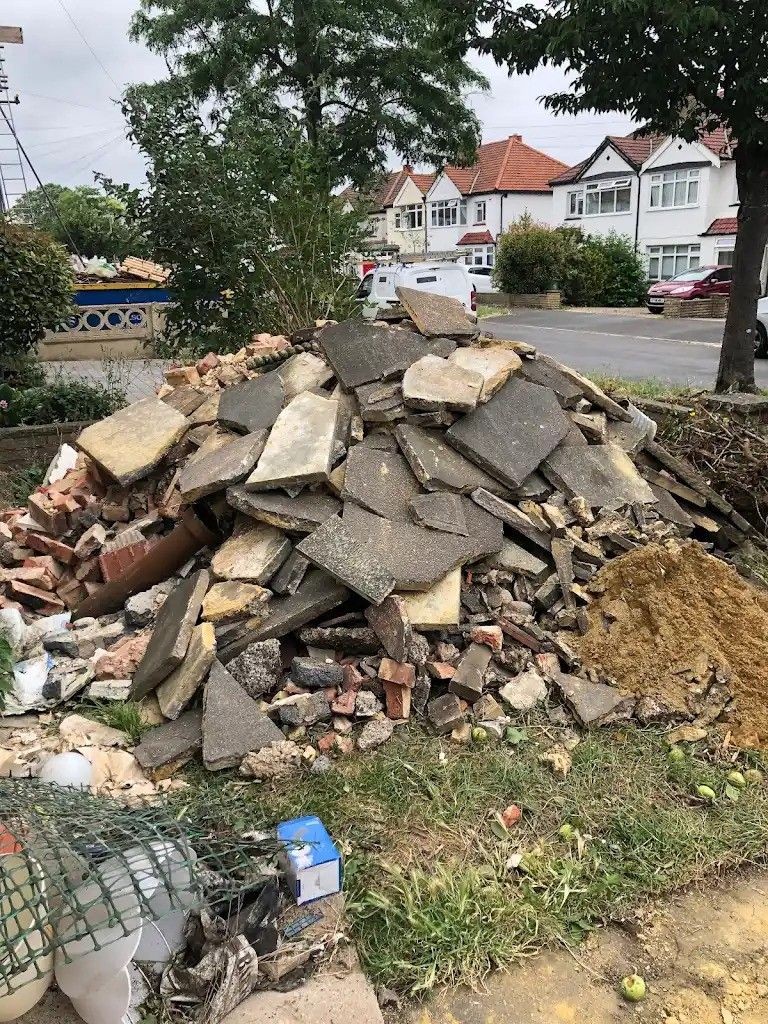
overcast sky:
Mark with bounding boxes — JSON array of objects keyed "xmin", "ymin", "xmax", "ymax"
[{"xmin": 1, "ymin": 0, "xmax": 636, "ymax": 190}]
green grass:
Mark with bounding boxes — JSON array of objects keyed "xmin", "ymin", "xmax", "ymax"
[
  {"xmin": 590, "ymin": 374, "xmax": 698, "ymax": 400},
  {"xmin": 83, "ymin": 700, "xmax": 148, "ymax": 744},
  {"xmin": 477, "ymin": 303, "xmax": 504, "ymax": 319},
  {"xmin": 173, "ymin": 723, "xmax": 768, "ymax": 994},
  {"xmin": 0, "ymin": 462, "xmax": 47, "ymax": 509}
]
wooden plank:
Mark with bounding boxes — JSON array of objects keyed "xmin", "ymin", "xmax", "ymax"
[{"xmin": 0, "ymin": 27, "xmax": 23, "ymax": 44}]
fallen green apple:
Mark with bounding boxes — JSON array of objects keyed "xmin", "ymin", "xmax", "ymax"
[
  {"xmin": 696, "ymin": 784, "xmax": 716, "ymax": 801},
  {"xmin": 667, "ymin": 745, "xmax": 685, "ymax": 764},
  {"xmin": 620, "ymin": 974, "xmax": 646, "ymax": 1002},
  {"xmin": 727, "ymin": 770, "xmax": 746, "ymax": 789}
]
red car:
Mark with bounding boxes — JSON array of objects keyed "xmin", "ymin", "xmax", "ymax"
[{"xmin": 646, "ymin": 265, "xmax": 732, "ymax": 312}]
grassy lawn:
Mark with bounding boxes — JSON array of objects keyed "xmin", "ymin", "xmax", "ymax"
[{"xmin": 167, "ymin": 721, "xmax": 768, "ymax": 995}]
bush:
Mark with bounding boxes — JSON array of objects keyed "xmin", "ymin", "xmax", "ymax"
[
  {"xmin": 0, "ymin": 221, "xmax": 75, "ymax": 359},
  {"xmin": 586, "ymin": 232, "xmax": 647, "ymax": 307},
  {"xmin": 494, "ymin": 215, "xmax": 563, "ymax": 295},
  {"xmin": 0, "ymin": 375, "xmax": 125, "ymax": 428}
]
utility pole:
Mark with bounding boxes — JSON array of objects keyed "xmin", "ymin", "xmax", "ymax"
[{"xmin": 0, "ymin": 26, "xmax": 27, "ymax": 214}]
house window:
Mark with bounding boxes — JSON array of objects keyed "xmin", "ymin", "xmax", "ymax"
[
  {"xmin": 646, "ymin": 243, "xmax": 701, "ymax": 281},
  {"xmin": 394, "ymin": 204, "xmax": 423, "ymax": 230},
  {"xmin": 465, "ymin": 245, "xmax": 494, "ymax": 267},
  {"xmin": 715, "ymin": 242, "xmax": 735, "ymax": 266},
  {"xmin": 567, "ymin": 191, "xmax": 584, "ymax": 217},
  {"xmin": 649, "ymin": 168, "xmax": 700, "ymax": 209},
  {"xmin": 473, "ymin": 200, "xmax": 487, "ymax": 224},
  {"xmin": 584, "ymin": 178, "xmax": 632, "ymax": 215},
  {"xmin": 430, "ymin": 199, "xmax": 467, "ymax": 227}
]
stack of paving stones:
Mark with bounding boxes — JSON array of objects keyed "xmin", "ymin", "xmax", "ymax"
[{"xmin": 0, "ymin": 289, "xmax": 756, "ymax": 778}]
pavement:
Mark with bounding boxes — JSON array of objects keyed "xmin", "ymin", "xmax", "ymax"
[
  {"xmin": 482, "ymin": 308, "xmax": 768, "ymax": 389},
  {"xmin": 44, "ymin": 358, "xmax": 171, "ymax": 403}
]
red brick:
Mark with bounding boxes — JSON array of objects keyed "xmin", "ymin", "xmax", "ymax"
[
  {"xmin": 383, "ymin": 681, "xmax": 411, "ymax": 720},
  {"xmin": 27, "ymin": 494, "xmax": 67, "ymax": 536},
  {"xmin": 0, "ymin": 565, "xmax": 54, "ymax": 589},
  {"xmin": 469, "ymin": 625, "xmax": 503, "ymax": 653},
  {"xmin": 24, "ymin": 533, "xmax": 77, "ymax": 564},
  {"xmin": 8, "ymin": 580, "xmax": 64, "ymax": 612},
  {"xmin": 23, "ymin": 556, "xmax": 63, "ymax": 580},
  {"xmin": 427, "ymin": 661, "xmax": 456, "ymax": 680},
  {"xmin": 56, "ymin": 578, "xmax": 87, "ymax": 610},
  {"xmin": 317, "ymin": 732, "xmax": 337, "ymax": 754},
  {"xmin": 378, "ymin": 658, "xmax": 416, "ymax": 688},
  {"xmin": 196, "ymin": 353, "xmax": 220, "ymax": 374},
  {"xmin": 98, "ymin": 540, "xmax": 150, "ymax": 583},
  {"xmin": 75, "ymin": 558, "xmax": 102, "ymax": 583}
]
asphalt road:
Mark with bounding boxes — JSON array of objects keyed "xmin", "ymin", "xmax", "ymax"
[{"xmin": 482, "ymin": 308, "xmax": 768, "ymax": 389}]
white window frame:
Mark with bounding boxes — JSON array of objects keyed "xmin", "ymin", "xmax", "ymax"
[
  {"xmin": 645, "ymin": 243, "xmax": 701, "ymax": 281},
  {"xmin": 465, "ymin": 244, "xmax": 494, "ymax": 267},
  {"xmin": 567, "ymin": 190, "xmax": 584, "ymax": 217},
  {"xmin": 394, "ymin": 203, "xmax": 423, "ymax": 231},
  {"xmin": 430, "ymin": 198, "xmax": 467, "ymax": 228},
  {"xmin": 648, "ymin": 168, "xmax": 700, "ymax": 210},
  {"xmin": 715, "ymin": 238, "xmax": 736, "ymax": 266},
  {"xmin": 473, "ymin": 199, "xmax": 487, "ymax": 224},
  {"xmin": 584, "ymin": 178, "xmax": 632, "ymax": 216}
]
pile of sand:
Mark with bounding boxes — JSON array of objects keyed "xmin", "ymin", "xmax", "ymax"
[{"xmin": 573, "ymin": 542, "xmax": 768, "ymax": 748}]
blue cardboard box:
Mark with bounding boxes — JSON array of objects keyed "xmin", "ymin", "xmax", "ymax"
[{"xmin": 276, "ymin": 816, "xmax": 342, "ymax": 905}]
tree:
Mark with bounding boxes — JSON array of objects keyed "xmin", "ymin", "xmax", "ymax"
[
  {"xmin": 12, "ymin": 184, "xmax": 141, "ymax": 261},
  {"xmin": 478, "ymin": 0, "xmax": 768, "ymax": 392},
  {"xmin": 112, "ymin": 87, "xmax": 366, "ymax": 353},
  {"xmin": 0, "ymin": 221, "xmax": 75, "ymax": 360},
  {"xmin": 130, "ymin": 0, "xmax": 486, "ymax": 188},
  {"xmin": 494, "ymin": 214, "xmax": 564, "ymax": 295}
]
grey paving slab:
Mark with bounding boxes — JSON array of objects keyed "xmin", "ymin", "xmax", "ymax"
[
  {"xmin": 296, "ymin": 515, "xmax": 396, "ymax": 604},
  {"xmin": 203, "ymin": 660, "xmax": 285, "ymax": 770},
  {"xmin": 246, "ymin": 391, "xmax": 339, "ymax": 490},
  {"xmin": 134, "ymin": 709, "xmax": 203, "ymax": 779},
  {"xmin": 480, "ymin": 538, "xmax": 550, "ymax": 582},
  {"xmin": 217, "ymin": 371, "xmax": 285, "ymax": 433},
  {"xmin": 409, "ymin": 492, "xmax": 468, "ymax": 535},
  {"xmin": 543, "ymin": 443, "xmax": 656, "ymax": 508},
  {"xmin": 318, "ymin": 321, "xmax": 456, "ymax": 389},
  {"xmin": 394, "ymin": 423, "xmax": 509, "ymax": 496},
  {"xmin": 342, "ymin": 442, "xmax": 422, "ymax": 522},
  {"xmin": 178, "ymin": 430, "xmax": 268, "ymax": 501},
  {"xmin": 396, "ymin": 286, "xmax": 477, "ymax": 338},
  {"xmin": 227, "ymin": 485, "xmax": 341, "ymax": 532}
]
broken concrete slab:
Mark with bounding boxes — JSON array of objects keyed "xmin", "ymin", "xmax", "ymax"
[
  {"xmin": 355, "ymin": 380, "xmax": 406, "ymax": 423},
  {"xmin": 402, "ymin": 355, "xmax": 483, "ymax": 412},
  {"xmin": 446, "ymin": 378, "xmax": 571, "ymax": 489},
  {"xmin": 178, "ymin": 430, "xmax": 268, "ymax": 502},
  {"xmin": 459, "ymin": 494, "xmax": 504, "ymax": 560},
  {"xmin": 156, "ymin": 621, "xmax": 217, "ymax": 719},
  {"xmin": 210, "ymin": 520, "xmax": 290, "ymax": 584},
  {"xmin": 543, "ymin": 443, "xmax": 656, "ymax": 509},
  {"xmin": 296, "ymin": 516, "xmax": 395, "ymax": 604},
  {"xmin": 201, "ymin": 581, "xmax": 271, "ymax": 624},
  {"xmin": 342, "ymin": 504, "xmax": 474, "ymax": 590},
  {"xmin": 291, "ymin": 657, "xmax": 343, "ymax": 689},
  {"xmin": 271, "ymin": 550, "xmax": 310, "ymax": 596},
  {"xmin": 226, "ymin": 638, "xmax": 283, "ymax": 698},
  {"xmin": 395, "ymin": 423, "xmax": 509, "ymax": 496},
  {"xmin": 227, "ymin": 485, "xmax": 341, "ymax": 532},
  {"xmin": 217, "ymin": 371, "xmax": 284, "ymax": 434},
  {"xmin": 498, "ymin": 667, "xmax": 547, "ymax": 712},
  {"xmin": 299, "ymin": 625, "xmax": 380, "ymax": 655},
  {"xmin": 518, "ymin": 358, "xmax": 584, "ymax": 407},
  {"xmin": 409, "ymin": 492, "xmax": 468, "ymax": 535},
  {"xmin": 276, "ymin": 351, "xmax": 334, "ymax": 401},
  {"xmin": 449, "ymin": 642, "xmax": 492, "ymax": 703},
  {"xmin": 203, "ymin": 660, "xmax": 285, "ymax": 770},
  {"xmin": 134, "ymin": 709, "xmax": 203, "ymax": 781},
  {"xmin": 606, "ymin": 401, "xmax": 656, "ymax": 454},
  {"xmin": 471, "ymin": 488, "xmax": 552, "ymax": 550},
  {"xmin": 318, "ymin": 321, "xmax": 456, "ymax": 389},
  {"xmin": 218, "ymin": 570, "xmax": 350, "ymax": 661},
  {"xmin": 427, "ymin": 692, "xmax": 464, "ymax": 734},
  {"xmin": 130, "ymin": 569, "xmax": 209, "ymax": 700},
  {"xmin": 365, "ymin": 594, "xmax": 413, "ymax": 662},
  {"xmin": 448, "ymin": 345, "xmax": 521, "ymax": 401},
  {"xmin": 551, "ymin": 537, "xmax": 576, "ymax": 609},
  {"xmin": 480, "ymin": 538, "xmax": 549, "ymax": 583},
  {"xmin": 223, "ymin": 965, "xmax": 386, "ymax": 1024},
  {"xmin": 397, "ymin": 568, "xmax": 461, "ymax": 630},
  {"xmin": 552, "ymin": 671, "xmax": 630, "ymax": 726},
  {"xmin": 341, "ymin": 442, "xmax": 421, "ymax": 522},
  {"xmin": 245, "ymin": 391, "xmax": 339, "ymax": 490},
  {"xmin": 76, "ymin": 398, "xmax": 188, "ymax": 486},
  {"xmin": 569, "ymin": 410, "xmax": 607, "ymax": 443},
  {"xmin": 396, "ymin": 286, "xmax": 477, "ymax": 339}
]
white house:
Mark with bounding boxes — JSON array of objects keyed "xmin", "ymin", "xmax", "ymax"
[{"xmin": 551, "ymin": 128, "xmax": 739, "ymax": 280}]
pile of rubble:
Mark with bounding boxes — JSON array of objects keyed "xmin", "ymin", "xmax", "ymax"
[{"xmin": 1, "ymin": 286, "xmax": 763, "ymax": 789}]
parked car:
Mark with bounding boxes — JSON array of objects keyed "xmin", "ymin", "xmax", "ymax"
[
  {"xmin": 464, "ymin": 265, "xmax": 499, "ymax": 294},
  {"xmin": 355, "ymin": 261, "xmax": 477, "ymax": 317},
  {"xmin": 754, "ymin": 296, "xmax": 768, "ymax": 357},
  {"xmin": 646, "ymin": 265, "xmax": 732, "ymax": 312}
]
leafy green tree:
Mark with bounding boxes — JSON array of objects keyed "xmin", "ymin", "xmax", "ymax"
[
  {"xmin": 494, "ymin": 215, "xmax": 564, "ymax": 294},
  {"xmin": 12, "ymin": 184, "xmax": 141, "ymax": 261},
  {"xmin": 0, "ymin": 221, "xmax": 75, "ymax": 360},
  {"xmin": 130, "ymin": 0, "xmax": 486, "ymax": 187},
  {"xmin": 586, "ymin": 233, "xmax": 647, "ymax": 307},
  {"xmin": 478, "ymin": 0, "xmax": 768, "ymax": 392}
]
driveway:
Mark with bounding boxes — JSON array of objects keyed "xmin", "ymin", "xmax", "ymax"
[{"xmin": 482, "ymin": 308, "xmax": 768, "ymax": 389}]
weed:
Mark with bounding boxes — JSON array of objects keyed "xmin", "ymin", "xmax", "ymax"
[
  {"xmin": 0, "ymin": 635, "xmax": 12, "ymax": 713},
  {"xmin": 590, "ymin": 374, "xmax": 697, "ymax": 400},
  {"xmin": 83, "ymin": 700, "xmax": 147, "ymax": 744},
  {"xmin": 0, "ymin": 463, "xmax": 47, "ymax": 508}
]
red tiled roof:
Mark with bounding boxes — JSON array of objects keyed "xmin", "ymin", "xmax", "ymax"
[
  {"xmin": 370, "ymin": 167, "xmax": 436, "ymax": 211},
  {"xmin": 702, "ymin": 217, "xmax": 738, "ymax": 236},
  {"xmin": 442, "ymin": 136, "xmax": 568, "ymax": 195},
  {"xmin": 608, "ymin": 132, "xmax": 665, "ymax": 167},
  {"xmin": 457, "ymin": 230, "xmax": 495, "ymax": 246},
  {"xmin": 699, "ymin": 126, "xmax": 733, "ymax": 157},
  {"xmin": 409, "ymin": 172, "xmax": 437, "ymax": 194},
  {"xmin": 549, "ymin": 159, "xmax": 589, "ymax": 186}
]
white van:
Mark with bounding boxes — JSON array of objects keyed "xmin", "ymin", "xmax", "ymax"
[{"xmin": 355, "ymin": 261, "xmax": 477, "ymax": 318}]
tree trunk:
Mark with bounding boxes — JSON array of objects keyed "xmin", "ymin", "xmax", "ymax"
[
  {"xmin": 715, "ymin": 142, "xmax": 768, "ymax": 392},
  {"xmin": 292, "ymin": 0, "xmax": 322, "ymax": 151}
]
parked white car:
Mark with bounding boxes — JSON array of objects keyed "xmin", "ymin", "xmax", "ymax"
[
  {"xmin": 464, "ymin": 265, "xmax": 499, "ymax": 294},
  {"xmin": 755, "ymin": 296, "xmax": 768, "ymax": 357},
  {"xmin": 356, "ymin": 261, "xmax": 477, "ymax": 317}
]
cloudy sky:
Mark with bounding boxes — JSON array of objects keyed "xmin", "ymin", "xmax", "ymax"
[{"xmin": 2, "ymin": 0, "xmax": 635, "ymax": 190}]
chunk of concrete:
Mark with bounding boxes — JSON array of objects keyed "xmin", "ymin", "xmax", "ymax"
[
  {"xmin": 246, "ymin": 391, "xmax": 339, "ymax": 490},
  {"xmin": 222, "ymin": 966, "xmax": 385, "ymax": 1024},
  {"xmin": 134, "ymin": 709, "xmax": 203, "ymax": 781},
  {"xmin": 518, "ymin": 359, "xmax": 584, "ymax": 408},
  {"xmin": 427, "ymin": 692, "xmax": 464, "ymax": 734},
  {"xmin": 552, "ymin": 671, "xmax": 629, "ymax": 726},
  {"xmin": 156, "ymin": 621, "xmax": 217, "ymax": 719},
  {"xmin": 342, "ymin": 442, "xmax": 421, "ymax": 522},
  {"xmin": 130, "ymin": 569, "xmax": 209, "ymax": 700},
  {"xmin": 409, "ymin": 492, "xmax": 467, "ymax": 535},
  {"xmin": 448, "ymin": 345, "xmax": 521, "ymax": 400},
  {"xmin": 227, "ymin": 485, "xmax": 341, "ymax": 532},
  {"xmin": 460, "ymin": 494, "xmax": 505, "ymax": 560},
  {"xmin": 649, "ymin": 484, "xmax": 694, "ymax": 534},
  {"xmin": 395, "ymin": 423, "xmax": 508, "ymax": 496},
  {"xmin": 537, "ymin": 355, "xmax": 633, "ymax": 422},
  {"xmin": 397, "ymin": 568, "xmax": 461, "ymax": 630},
  {"xmin": 365, "ymin": 594, "xmax": 413, "ymax": 662},
  {"xmin": 481, "ymin": 538, "xmax": 550, "ymax": 583},
  {"xmin": 203, "ymin": 660, "xmax": 285, "ymax": 770},
  {"xmin": 271, "ymin": 550, "xmax": 310, "ymax": 595},
  {"xmin": 471, "ymin": 488, "xmax": 552, "ymax": 551},
  {"xmin": 358, "ymin": 717, "xmax": 395, "ymax": 750},
  {"xmin": 355, "ymin": 380, "xmax": 406, "ymax": 423},
  {"xmin": 318, "ymin": 321, "xmax": 456, "ymax": 389},
  {"xmin": 76, "ymin": 398, "xmax": 188, "ymax": 486},
  {"xmin": 211, "ymin": 520, "xmax": 290, "ymax": 584},
  {"xmin": 178, "ymin": 431, "xmax": 268, "ymax": 501},
  {"xmin": 396, "ymin": 286, "xmax": 477, "ymax": 338},
  {"xmin": 291, "ymin": 657, "xmax": 343, "ymax": 689},
  {"xmin": 446, "ymin": 378, "xmax": 570, "ymax": 489},
  {"xmin": 217, "ymin": 371, "xmax": 284, "ymax": 433},
  {"xmin": 296, "ymin": 516, "xmax": 395, "ymax": 605},
  {"xmin": 543, "ymin": 443, "xmax": 656, "ymax": 508},
  {"xmin": 402, "ymin": 355, "xmax": 483, "ymax": 412},
  {"xmin": 277, "ymin": 351, "xmax": 334, "ymax": 401},
  {"xmin": 201, "ymin": 581, "xmax": 271, "ymax": 624},
  {"xmin": 449, "ymin": 642, "xmax": 492, "ymax": 703},
  {"xmin": 226, "ymin": 638, "xmax": 283, "ymax": 698},
  {"xmin": 499, "ymin": 667, "xmax": 547, "ymax": 712}
]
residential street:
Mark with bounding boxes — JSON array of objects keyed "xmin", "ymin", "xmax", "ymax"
[{"xmin": 482, "ymin": 308, "xmax": 768, "ymax": 389}]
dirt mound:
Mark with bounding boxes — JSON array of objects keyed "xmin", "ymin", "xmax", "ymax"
[{"xmin": 573, "ymin": 542, "xmax": 768, "ymax": 747}]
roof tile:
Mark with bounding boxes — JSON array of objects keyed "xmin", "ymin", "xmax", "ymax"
[
  {"xmin": 443, "ymin": 136, "xmax": 568, "ymax": 195},
  {"xmin": 702, "ymin": 217, "xmax": 738, "ymax": 236},
  {"xmin": 457, "ymin": 230, "xmax": 495, "ymax": 245}
]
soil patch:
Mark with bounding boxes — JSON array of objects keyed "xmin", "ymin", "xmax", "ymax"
[{"xmin": 573, "ymin": 542, "xmax": 768, "ymax": 747}]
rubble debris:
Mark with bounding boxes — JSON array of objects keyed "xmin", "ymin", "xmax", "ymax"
[
  {"xmin": 402, "ymin": 354, "xmax": 484, "ymax": 412},
  {"xmin": 341, "ymin": 441, "xmax": 421, "ymax": 521},
  {"xmin": 246, "ymin": 391, "xmax": 339, "ymax": 490},
  {"xmin": 449, "ymin": 643, "xmax": 493, "ymax": 703},
  {"xmin": 357, "ymin": 717, "xmax": 395, "ymax": 751},
  {"xmin": 211, "ymin": 520, "xmax": 291, "ymax": 584},
  {"xmin": 134, "ymin": 709, "xmax": 203, "ymax": 780},
  {"xmin": 226, "ymin": 638, "xmax": 283, "ymax": 697},
  {"xmin": 297, "ymin": 515, "xmax": 395, "ymax": 604},
  {"xmin": 396, "ymin": 285, "xmax": 477, "ymax": 339},
  {"xmin": 203, "ymin": 661, "xmax": 285, "ymax": 770},
  {"xmin": 398, "ymin": 568, "xmax": 461, "ymax": 630},
  {"xmin": 409, "ymin": 492, "xmax": 468, "ymax": 535},
  {"xmin": 427, "ymin": 692, "xmax": 464, "ymax": 734},
  {"xmin": 201, "ymin": 581, "xmax": 271, "ymax": 624},
  {"xmin": 156, "ymin": 621, "xmax": 217, "ymax": 719},
  {"xmin": 499, "ymin": 667, "xmax": 547, "ymax": 711},
  {"xmin": 178, "ymin": 431, "xmax": 268, "ymax": 502},
  {"xmin": 217, "ymin": 372, "xmax": 285, "ymax": 434},
  {"xmin": 395, "ymin": 423, "xmax": 509, "ymax": 495},
  {"xmin": 227, "ymin": 486, "xmax": 341, "ymax": 532}
]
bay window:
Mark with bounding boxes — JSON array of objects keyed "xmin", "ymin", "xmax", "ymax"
[
  {"xmin": 430, "ymin": 198, "xmax": 467, "ymax": 227},
  {"xmin": 646, "ymin": 243, "xmax": 700, "ymax": 281},
  {"xmin": 649, "ymin": 168, "xmax": 699, "ymax": 209},
  {"xmin": 584, "ymin": 178, "xmax": 632, "ymax": 215}
]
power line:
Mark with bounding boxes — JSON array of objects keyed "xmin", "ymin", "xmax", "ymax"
[
  {"xmin": 54, "ymin": 0, "xmax": 120, "ymax": 90},
  {"xmin": 18, "ymin": 90, "xmax": 111, "ymax": 113}
]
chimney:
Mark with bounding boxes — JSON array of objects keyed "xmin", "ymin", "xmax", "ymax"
[{"xmin": 510, "ymin": 134, "xmax": 522, "ymax": 142}]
